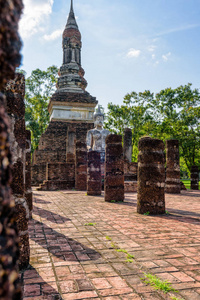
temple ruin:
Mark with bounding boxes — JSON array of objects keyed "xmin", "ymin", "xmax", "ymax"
[{"xmin": 32, "ymin": 0, "xmax": 98, "ymax": 190}]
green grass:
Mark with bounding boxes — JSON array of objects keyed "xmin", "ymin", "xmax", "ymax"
[
  {"xmin": 108, "ymin": 236, "xmax": 134, "ymax": 263},
  {"xmin": 116, "ymin": 249, "xmax": 128, "ymax": 254},
  {"xmin": 181, "ymin": 179, "xmax": 200, "ymax": 189},
  {"xmin": 84, "ymin": 223, "xmax": 96, "ymax": 226},
  {"xmin": 170, "ymin": 296, "xmax": 184, "ymax": 300},
  {"xmin": 144, "ymin": 211, "xmax": 150, "ymax": 216},
  {"xmin": 142, "ymin": 273, "xmax": 178, "ymax": 294}
]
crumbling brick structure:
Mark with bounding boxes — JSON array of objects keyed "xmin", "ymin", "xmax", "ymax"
[
  {"xmin": 104, "ymin": 134, "xmax": 124, "ymax": 202},
  {"xmin": 87, "ymin": 151, "xmax": 101, "ymax": 196},
  {"xmin": 4, "ymin": 74, "xmax": 30, "ymax": 270},
  {"xmin": 75, "ymin": 142, "xmax": 87, "ymax": 190},
  {"xmin": 38, "ymin": 162, "xmax": 75, "ymax": 191},
  {"xmin": 0, "ymin": 0, "xmax": 23, "ymax": 298},
  {"xmin": 137, "ymin": 137, "xmax": 165, "ymax": 214},
  {"xmin": 123, "ymin": 128, "xmax": 132, "ymax": 163},
  {"xmin": 191, "ymin": 165, "xmax": 199, "ymax": 190},
  {"xmin": 165, "ymin": 139, "xmax": 180, "ymax": 194},
  {"xmin": 123, "ymin": 128, "xmax": 138, "ymax": 192},
  {"xmin": 25, "ymin": 130, "xmax": 33, "ymax": 218},
  {"xmin": 31, "ymin": 1, "xmax": 97, "ymax": 189}
]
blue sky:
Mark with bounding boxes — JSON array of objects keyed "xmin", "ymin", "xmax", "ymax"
[{"xmin": 19, "ymin": 0, "xmax": 200, "ymax": 110}]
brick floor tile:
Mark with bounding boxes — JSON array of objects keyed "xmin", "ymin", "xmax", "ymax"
[
  {"xmin": 171, "ymin": 271, "xmax": 196, "ymax": 282},
  {"xmin": 58, "ymin": 280, "xmax": 78, "ymax": 293},
  {"xmin": 62, "ymin": 291, "xmax": 98, "ymax": 299},
  {"xmin": 107, "ymin": 277, "xmax": 129, "ymax": 288},
  {"xmin": 23, "ymin": 284, "xmax": 41, "ymax": 297},
  {"xmin": 99, "ymin": 287, "xmax": 133, "ymax": 297},
  {"xmin": 91, "ymin": 278, "xmax": 112, "ymax": 289}
]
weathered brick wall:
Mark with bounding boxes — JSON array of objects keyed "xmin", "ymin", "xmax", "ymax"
[
  {"xmin": 191, "ymin": 166, "xmax": 199, "ymax": 190},
  {"xmin": 123, "ymin": 128, "xmax": 132, "ymax": 163},
  {"xmin": 87, "ymin": 151, "xmax": 101, "ymax": 196},
  {"xmin": 31, "ymin": 164, "xmax": 47, "ymax": 186},
  {"xmin": 38, "ymin": 163, "xmax": 75, "ymax": 191},
  {"xmin": 124, "ymin": 162, "xmax": 138, "ymax": 181},
  {"xmin": 75, "ymin": 141, "xmax": 87, "ymax": 190},
  {"xmin": 0, "ymin": 0, "xmax": 23, "ymax": 297},
  {"xmin": 165, "ymin": 139, "xmax": 180, "ymax": 194},
  {"xmin": 25, "ymin": 130, "xmax": 33, "ymax": 219},
  {"xmin": 4, "ymin": 74, "xmax": 30, "ymax": 270},
  {"xmin": 0, "ymin": 93, "xmax": 22, "ymax": 298},
  {"xmin": 137, "ymin": 137, "xmax": 165, "ymax": 215},
  {"xmin": 47, "ymin": 162, "xmax": 75, "ymax": 182},
  {"xmin": 32, "ymin": 121, "xmax": 93, "ymax": 166},
  {"xmin": 104, "ymin": 134, "xmax": 124, "ymax": 202}
]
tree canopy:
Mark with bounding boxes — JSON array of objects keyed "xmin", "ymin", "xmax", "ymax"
[
  {"xmin": 25, "ymin": 66, "xmax": 58, "ymax": 151},
  {"xmin": 104, "ymin": 83, "xmax": 200, "ymax": 173}
]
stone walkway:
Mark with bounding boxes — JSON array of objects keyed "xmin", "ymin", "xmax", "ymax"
[{"xmin": 21, "ymin": 189, "xmax": 200, "ymax": 300}]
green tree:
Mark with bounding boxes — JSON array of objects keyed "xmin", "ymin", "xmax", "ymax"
[
  {"xmin": 104, "ymin": 91, "xmax": 156, "ymax": 161},
  {"xmin": 152, "ymin": 84, "xmax": 200, "ymax": 171},
  {"xmin": 105, "ymin": 84, "xmax": 200, "ymax": 172},
  {"xmin": 25, "ymin": 65, "xmax": 58, "ymax": 151}
]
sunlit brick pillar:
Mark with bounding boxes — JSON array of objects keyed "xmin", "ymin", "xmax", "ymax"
[
  {"xmin": 123, "ymin": 128, "xmax": 132, "ymax": 163},
  {"xmin": 137, "ymin": 137, "xmax": 165, "ymax": 214},
  {"xmin": 191, "ymin": 165, "xmax": 199, "ymax": 190},
  {"xmin": 5, "ymin": 74, "xmax": 30, "ymax": 270},
  {"xmin": 75, "ymin": 141, "xmax": 87, "ymax": 190},
  {"xmin": 25, "ymin": 130, "xmax": 33, "ymax": 219},
  {"xmin": 0, "ymin": 0, "xmax": 23, "ymax": 297},
  {"xmin": 104, "ymin": 134, "xmax": 124, "ymax": 202},
  {"xmin": 87, "ymin": 151, "xmax": 101, "ymax": 196},
  {"xmin": 165, "ymin": 139, "xmax": 181, "ymax": 194}
]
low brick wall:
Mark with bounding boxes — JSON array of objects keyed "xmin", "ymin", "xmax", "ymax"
[
  {"xmin": 31, "ymin": 164, "xmax": 47, "ymax": 186},
  {"xmin": 38, "ymin": 163, "xmax": 75, "ymax": 191}
]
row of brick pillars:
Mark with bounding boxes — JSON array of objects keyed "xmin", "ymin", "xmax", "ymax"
[{"xmin": 75, "ymin": 135, "xmax": 199, "ymax": 212}]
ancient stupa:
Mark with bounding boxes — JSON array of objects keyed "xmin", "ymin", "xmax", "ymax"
[{"xmin": 32, "ymin": 0, "xmax": 98, "ymax": 188}]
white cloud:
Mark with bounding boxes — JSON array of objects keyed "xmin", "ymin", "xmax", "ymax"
[
  {"xmin": 162, "ymin": 52, "xmax": 171, "ymax": 62},
  {"xmin": 148, "ymin": 45, "xmax": 156, "ymax": 52},
  {"xmin": 126, "ymin": 48, "xmax": 141, "ymax": 58},
  {"xmin": 19, "ymin": 0, "xmax": 54, "ymax": 39},
  {"xmin": 156, "ymin": 24, "xmax": 200, "ymax": 37},
  {"xmin": 152, "ymin": 54, "xmax": 156, "ymax": 60},
  {"xmin": 43, "ymin": 29, "xmax": 63, "ymax": 41}
]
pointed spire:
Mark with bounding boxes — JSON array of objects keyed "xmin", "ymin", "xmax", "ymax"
[
  {"xmin": 94, "ymin": 105, "xmax": 104, "ymax": 120},
  {"xmin": 66, "ymin": 0, "xmax": 79, "ymax": 30}
]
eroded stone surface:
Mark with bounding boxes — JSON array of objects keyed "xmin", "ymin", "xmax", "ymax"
[
  {"xmin": 75, "ymin": 142, "xmax": 87, "ymax": 191},
  {"xmin": 87, "ymin": 151, "xmax": 101, "ymax": 196},
  {"xmin": 137, "ymin": 136, "xmax": 165, "ymax": 214},
  {"xmin": 4, "ymin": 74, "xmax": 30, "ymax": 270},
  {"xmin": 191, "ymin": 165, "xmax": 199, "ymax": 190},
  {"xmin": 166, "ymin": 139, "xmax": 181, "ymax": 194},
  {"xmin": 104, "ymin": 134, "xmax": 124, "ymax": 202}
]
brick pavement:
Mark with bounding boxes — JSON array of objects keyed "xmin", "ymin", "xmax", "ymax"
[{"xmin": 21, "ymin": 189, "xmax": 200, "ymax": 300}]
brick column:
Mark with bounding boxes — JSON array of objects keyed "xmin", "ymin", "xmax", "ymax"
[
  {"xmin": 25, "ymin": 130, "xmax": 33, "ymax": 219},
  {"xmin": 75, "ymin": 141, "xmax": 87, "ymax": 190},
  {"xmin": 0, "ymin": 0, "xmax": 23, "ymax": 297},
  {"xmin": 104, "ymin": 134, "xmax": 124, "ymax": 202},
  {"xmin": 137, "ymin": 137, "xmax": 165, "ymax": 214},
  {"xmin": 123, "ymin": 128, "xmax": 132, "ymax": 163},
  {"xmin": 165, "ymin": 139, "xmax": 180, "ymax": 194},
  {"xmin": 5, "ymin": 74, "xmax": 30, "ymax": 270},
  {"xmin": 191, "ymin": 166, "xmax": 199, "ymax": 190},
  {"xmin": 87, "ymin": 151, "xmax": 101, "ymax": 196}
]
